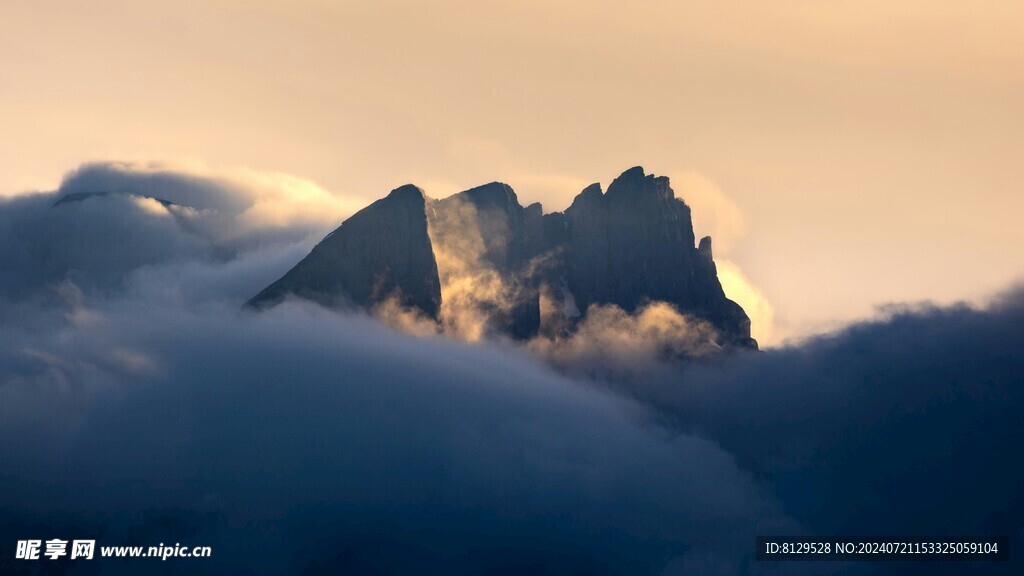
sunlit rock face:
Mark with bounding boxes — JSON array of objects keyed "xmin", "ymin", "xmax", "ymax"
[
  {"xmin": 246, "ymin": 167, "xmax": 756, "ymax": 350},
  {"xmin": 246, "ymin": 184, "xmax": 442, "ymax": 317}
]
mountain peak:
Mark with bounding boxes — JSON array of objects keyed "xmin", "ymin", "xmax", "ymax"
[
  {"xmin": 606, "ymin": 166, "xmax": 674, "ymax": 202},
  {"xmin": 387, "ymin": 184, "xmax": 428, "ymax": 202},
  {"xmin": 617, "ymin": 166, "xmax": 647, "ymax": 180},
  {"xmin": 246, "ymin": 182, "xmax": 440, "ymax": 316},
  {"xmin": 453, "ymin": 181, "xmax": 519, "ymax": 210}
]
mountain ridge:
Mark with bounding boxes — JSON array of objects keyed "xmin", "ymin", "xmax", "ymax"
[{"xmin": 246, "ymin": 167, "xmax": 757, "ymax": 350}]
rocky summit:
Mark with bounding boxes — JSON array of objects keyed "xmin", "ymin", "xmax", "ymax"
[
  {"xmin": 560, "ymin": 167, "xmax": 755, "ymax": 348},
  {"xmin": 247, "ymin": 167, "xmax": 757, "ymax": 350},
  {"xmin": 246, "ymin": 184, "xmax": 442, "ymax": 317}
]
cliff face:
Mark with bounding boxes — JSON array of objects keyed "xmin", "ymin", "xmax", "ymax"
[
  {"xmin": 565, "ymin": 168, "xmax": 694, "ymax": 312},
  {"xmin": 245, "ymin": 184, "xmax": 441, "ymax": 317},
  {"xmin": 432, "ymin": 182, "xmax": 529, "ymax": 272},
  {"xmin": 429, "ymin": 182, "xmax": 541, "ymax": 339},
  {"xmin": 560, "ymin": 167, "xmax": 755, "ymax": 348},
  {"xmin": 246, "ymin": 168, "xmax": 756, "ymax": 349}
]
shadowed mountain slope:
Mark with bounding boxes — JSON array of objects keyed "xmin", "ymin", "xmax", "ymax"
[
  {"xmin": 561, "ymin": 167, "xmax": 754, "ymax": 348},
  {"xmin": 246, "ymin": 184, "xmax": 441, "ymax": 317}
]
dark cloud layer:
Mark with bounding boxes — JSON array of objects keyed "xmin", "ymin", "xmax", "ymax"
[
  {"xmin": 0, "ymin": 299, "xmax": 798, "ymax": 575},
  {"xmin": 656, "ymin": 294, "xmax": 1024, "ymax": 554},
  {"xmin": 1, "ymin": 164, "xmax": 1022, "ymax": 575},
  {"xmin": 617, "ymin": 292, "xmax": 1024, "ymax": 574}
]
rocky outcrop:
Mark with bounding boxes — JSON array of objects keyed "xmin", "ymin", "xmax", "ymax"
[
  {"xmin": 558, "ymin": 167, "xmax": 755, "ymax": 348},
  {"xmin": 691, "ymin": 235, "xmax": 754, "ymax": 347},
  {"xmin": 245, "ymin": 184, "xmax": 441, "ymax": 317},
  {"xmin": 432, "ymin": 182, "xmax": 530, "ymax": 271},
  {"xmin": 246, "ymin": 167, "xmax": 757, "ymax": 349},
  {"xmin": 429, "ymin": 182, "xmax": 542, "ymax": 338},
  {"xmin": 523, "ymin": 202, "xmax": 545, "ymax": 257}
]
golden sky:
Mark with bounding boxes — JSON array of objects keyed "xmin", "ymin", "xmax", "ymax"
[{"xmin": 2, "ymin": 0, "xmax": 1022, "ymax": 343}]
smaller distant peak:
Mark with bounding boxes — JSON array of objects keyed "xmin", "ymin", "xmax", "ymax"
[
  {"xmin": 387, "ymin": 184, "xmax": 427, "ymax": 202},
  {"xmin": 580, "ymin": 182, "xmax": 603, "ymax": 196},
  {"xmin": 52, "ymin": 190, "xmax": 179, "ymax": 209}
]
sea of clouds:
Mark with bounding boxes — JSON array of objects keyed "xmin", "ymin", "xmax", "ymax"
[{"xmin": 0, "ymin": 163, "xmax": 1021, "ymax": 575}]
